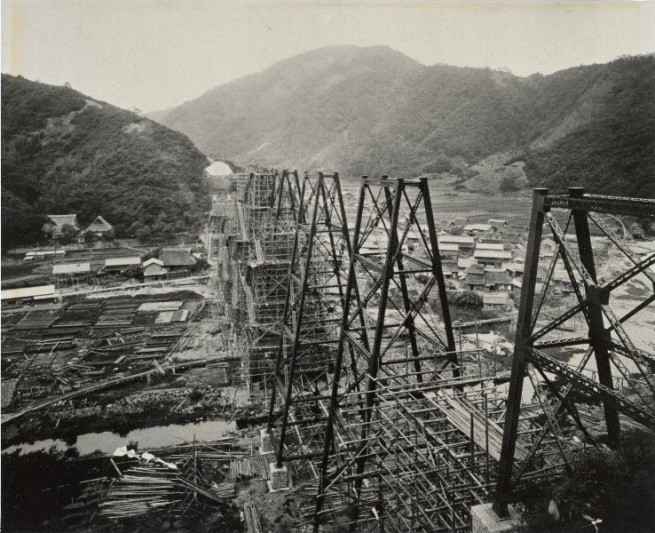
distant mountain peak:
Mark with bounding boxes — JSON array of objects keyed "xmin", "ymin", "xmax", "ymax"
[{"xmin": 151, "ymin": 52, "xmax": 654, "ymax": 198}]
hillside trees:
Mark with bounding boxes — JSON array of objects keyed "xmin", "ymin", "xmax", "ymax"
[
  {"xmin": 1, "ymin": 74, "xmax": 211, "ymax": 248},
  {"xmin": 523, "ymin": 56, "xmax": 655, "ymax": 197},
  {"xmin": 59, "ymin": 224, "xmax": 78, "ymax": 245}
]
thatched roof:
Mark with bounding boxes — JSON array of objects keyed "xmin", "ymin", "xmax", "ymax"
[
  {"xmin": 86, "ymin": 215, "xmax": 113, "ymax": 233},
  {"xmin": 160, "ymin": 248, "xmax": 196, "ymax": 267},
  {"xmin": 46, "ymin": 214, "xmax": 79, "ymax": 229}
]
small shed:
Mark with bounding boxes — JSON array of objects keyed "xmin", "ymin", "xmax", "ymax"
[
  {"xmin": 464, "ymin": 223, "xmax": 494, "ymax": 234},
  {"xmin": 1, "ymin": 379, "xmax": 19, "ymax": 409},
  {"xmin": 24, "ymin": 250, "xmax": 66, "ymax": 261},
  {"xmin": 488, "ymin": 219, "xmax": 507, "ymax": 228},
  {"xmin": 483, "ymin": 293, "xmax": 511, "ymax": 309}
]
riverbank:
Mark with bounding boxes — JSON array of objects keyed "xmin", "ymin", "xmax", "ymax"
[{"xmin": 1, "ymin": 373, "xmax": 267, "ymax": 449}]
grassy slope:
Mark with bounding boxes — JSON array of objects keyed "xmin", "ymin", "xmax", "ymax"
[{"xmin": 1, "ymin": 74, "xmax": 211, "ymax": 248}]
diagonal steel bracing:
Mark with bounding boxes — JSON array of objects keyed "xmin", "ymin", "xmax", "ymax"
[{"xmin": 494, "ymin": 187, "xmax": 655, "ymax": 516}]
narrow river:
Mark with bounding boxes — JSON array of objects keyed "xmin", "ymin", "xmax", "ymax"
[{"xmin": 3, "ymin": 418, "xmax": 236, "ymax": 456}]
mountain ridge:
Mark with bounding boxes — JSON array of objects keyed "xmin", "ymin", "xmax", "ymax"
[{"xmin": 152, "ymin": 46, "xmax": 655, "ymax": 198}]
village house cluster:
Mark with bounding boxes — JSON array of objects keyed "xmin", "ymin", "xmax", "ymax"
[
  {"xmin": 412, "ymin": 215, "xmax": 616, "ymax": 311},
  {"xmin": 402, "ymin": 217, "xmax": 527, "ymax": 310},
  {"xmin": 42, "ymin": 214, "xmax": 115, "ymax": 242},
  {"xmin": 1, "ymin": 247, "xmax": 203, "ymax": 305}
]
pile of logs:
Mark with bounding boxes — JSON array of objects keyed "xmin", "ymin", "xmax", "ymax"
[
  {"xmin": 96, "ymin": 441, "xmax": 238, "ymax": 522},
  {"xmin": 97, "ymin": 464, "xmax": 182, "ymax": 520}
]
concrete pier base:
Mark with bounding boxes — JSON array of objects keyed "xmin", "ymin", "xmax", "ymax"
[
  {"xmin": 471, "ymin": 504, "xmax": 524, "ymax": 533},
  {"xmin": 267, "ymin": 463, "xmax": 291, "ymax": 492},
  {"xmin": 259, "ymin": 429, "xmax": 274, "ymax": 455}
]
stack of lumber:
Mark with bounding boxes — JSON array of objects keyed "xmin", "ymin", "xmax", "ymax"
[
  {"xmin": 97, "ymin": 465, "xmax": 182, "ymax": 520},
  {"xmin": 61, "ymin": 478, "xmax": 106, "ymax": 529},
  {"xmin": 228, "ymin": 455, "xmax": 268, "ymax": 480}
]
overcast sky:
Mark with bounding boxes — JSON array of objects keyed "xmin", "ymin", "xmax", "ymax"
[{"xmin": 2, "ymin": 0, "xmax": 654, "ymax": 112}]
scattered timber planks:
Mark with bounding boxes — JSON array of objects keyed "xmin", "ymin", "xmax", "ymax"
[{"xmin": 243, "ymin": 502, "xmax": 263, "ymax": 533}]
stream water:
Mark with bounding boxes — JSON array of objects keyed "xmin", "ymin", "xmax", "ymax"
[{"xmin": 3, "ymin": 418, "xmax": 236, "ymax": 456}]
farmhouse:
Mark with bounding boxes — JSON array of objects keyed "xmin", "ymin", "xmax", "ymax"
[
  {"xmin": 500, "ymin": 229, "xmax": 525, "ymax": 245},
  {"xmin": 483, "ymin": 270, "xmax": 514, "ymax": 292},
  {"xmin": 464, "ymin": 264, "xmax": 486, "ymax": 291},
  {"xmin": 439, "ymin": 235, "xmax": 475, "ymax": 256},
  {"xmin": 441, "ymin": 261, "xmax": 459, "ymax": 279},
  {"xmin": 143, "ymin": 258, "xmax": 168, "ymax": 281},
  {"xmin": 84, "ymin": 216, "xmax": 114, "ymax": 239},
  {"xmin": 438, "ymin": 243, "xmax": 460, "ymax": 260},
  {"xmin": 476, "ymin": 242, "xmax": 506, "ymax": 250},
  {"xmin": 502, "ymin": 262, "xmax": 525, "ymax": 278},
  {"xmin": 43, "ymin": 214, "xmax": 79, "ymax": 239}
]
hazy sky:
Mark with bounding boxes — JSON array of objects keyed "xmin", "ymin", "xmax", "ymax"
[{"xmin": 2, "ymin": 1, "xmax": 654, "ymax": 112}]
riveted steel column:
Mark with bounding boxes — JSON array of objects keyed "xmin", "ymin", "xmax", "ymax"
[
  {"xmin": 493, "ymin": 188, "xmax": 548, "ymax": 516},
  {"xmin": 422, "ymin": 178, "xmax": 458, "ymax": 367},
  {"xmin": 274, "ymin": 173, "xmax": 325, "ymax": 467},
  {"xmin": 569, "ymin": 186, "xmax": 620, "ymax": 446}
]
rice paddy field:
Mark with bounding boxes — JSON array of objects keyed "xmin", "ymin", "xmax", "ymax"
[{"xmin": 338, "ymin": 176, "xmax": 533, "ymax": 227}]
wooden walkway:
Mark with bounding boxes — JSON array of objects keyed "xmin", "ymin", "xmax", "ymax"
[{"xmin": 425, "ymin": 391, "xmax": 528, "ymax": 462}]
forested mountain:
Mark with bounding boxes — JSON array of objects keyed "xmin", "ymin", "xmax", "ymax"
[
  {"xmin": 1, "ymin": 75, "xmax": 211, "ymax": 248},
  {"xmin": 153, "ymin": 46, "xmax": 654, "ymax": 198}
]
